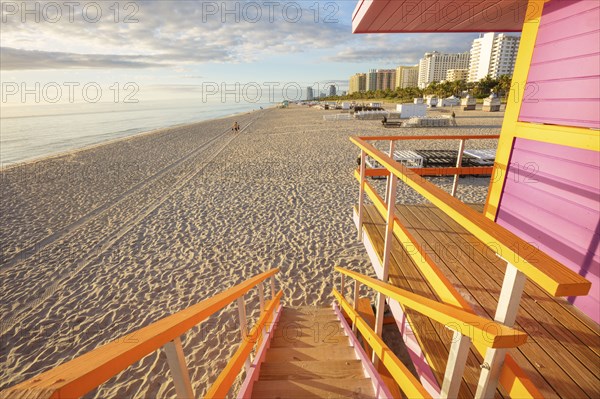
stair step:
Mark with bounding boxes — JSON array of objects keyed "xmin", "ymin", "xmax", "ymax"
[
  {"xmin": 251, "ymin": 378, "xmax": 375, "ymax": 399},
  {"xmin": 274, "ymin": 319, "xmax": 342, "ymax": 335},
  {"xmin": 283, "ymin": 307, "xmax": 335, "ymax": 317},
  {"xmin": 270, "ymin": 332, "xmax": 349, "ymax": 348},
  {"xmin": 272, "ymin": 317, "xmax": 344, "ymax": 341},
  {"xmin": 265, "ymin": 346, "xmax": 357, "ymax": 363},
  {"xmin": 279, "ymin": 312, "xmax": 338, "ymax": 322},
  {"xmin": 259, "ymin": 360, "xmax": 365, "ymax": 380},
  {"xmin": 294, "ymin": 306, "xmax": 333, "ymax": 313}
]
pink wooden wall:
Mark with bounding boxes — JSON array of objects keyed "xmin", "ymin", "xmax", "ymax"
[
  {"xmin": 518, "ymin": 0, "xmax": 600, "ymax": 129},
  {"xmin": 497, "ymin": 0, "xmax": 600, "ymax": 322},
  {"xmin": 496, "ymin": 138, "xmax": 599, "ymax": 323}
]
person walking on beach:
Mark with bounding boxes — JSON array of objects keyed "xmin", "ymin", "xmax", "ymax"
[{"xmin": 232, "ymin": 121, "xmax": 240, "ymax": 132}]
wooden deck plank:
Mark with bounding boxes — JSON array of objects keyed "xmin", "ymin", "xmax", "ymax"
[
  {"xmin": 365, "ymin": 204, "xmax": 515, "ymax": 398},
  {"xmin": 420, "ymin": 206, "xmax": 600, "ymax": 370},
  {"xmin": 387, "ymin": 203, "xmax": 599, "ymax": 398},
  {"xmin": 427, "ymin": 205, "xmax": 600, "ymax": 353},
  {"xmin": 420, "ymin": 205, "xmax": 600, "ymax": 397},
  {"xmin": 397, "ymin": 205, "xmax": 566, "ymax": 398},
  {"xmin": 423, "ymin": 205, "xmax": 600, "ymax": 357},
  {"xmin": 362, "ymin": 206, "xmax": 476, "ymax": 398}
]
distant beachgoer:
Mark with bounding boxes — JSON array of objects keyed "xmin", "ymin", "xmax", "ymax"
[
  {"xmin": 382, "ymin": 116, "xmax": 388, "ymax": 125},
  {"xmin": 451, "ymin": 111, "xmax": 456, "ymax": 119},
  {"xmin": 232, "ymin": 122, "xmax": 240, "ymax": 132}
]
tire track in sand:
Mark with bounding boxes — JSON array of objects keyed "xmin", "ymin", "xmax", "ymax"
[
  {"xmin": 1, "ymin": 120, "xmax": 246, "ymax": 271},
  {"xmin": 1, "ymin": 116, "xmax": 261, "ymax": 335}
]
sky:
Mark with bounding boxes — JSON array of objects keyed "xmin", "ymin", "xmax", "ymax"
[{"xmin": 0, "ymin": 0, "xmax": 482, "ymax": 105}]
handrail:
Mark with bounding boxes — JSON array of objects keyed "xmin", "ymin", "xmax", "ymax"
[
  {"xmin": 363, "ymin": 166, "xmax": 494, "ymax": 177},
  {"xmin": 205, "ymin": 290, "xmax": 283, "ymax": 398},
  {"xmin": 335, "ymin": 267, "xmax": 527, "ymax": 349},
  {"xmin": 354, "ymin": 169, "xmax": 472, "ymax": 309},
  {"xmin": 2, "ymin": 268, "xmax": 280, "ymax": 399},
  {"xmin": 332, "ymin": 289, "xmax": 432, "ymax": 399},
  {"xmin": 359, "ymin": 134, "xmax": 500, "ymax": 141},
  {"xmin": 351, "ymin": 136, "xmax": 591, "ymax": 297}
]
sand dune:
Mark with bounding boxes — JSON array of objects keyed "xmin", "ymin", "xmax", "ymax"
[{"xmin": 0, "ymin": 105, "xmax": 503, "ymax": 397}]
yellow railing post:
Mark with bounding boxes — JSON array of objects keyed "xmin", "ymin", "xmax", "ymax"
[
  {"xmin": 341, "ymin": 273, "xmax": 346, "ymax": 296},
  {"xmin": 373, "ymin": 172, "xmax": 398, "ymax": 366},
  {"xmin": 384, "ymin": 140, "xmax": 395, "ymax": 202},
  {"xmin": 451, "ymin": 139, "xmax": 466, "ymax": 197},
  {"xmin": 357, "ymin": 149, "xmax": 366, "ymax": 240},
  {"xmin": 475, "ymin": 262, "xmax": 527, "ymax": 398}
]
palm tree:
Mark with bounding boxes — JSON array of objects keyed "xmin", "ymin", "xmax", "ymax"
[
  {"xmin": 497, "ymin": 75, "xmax": 512, "ymax": 101},
  {"xmin": 451, "ymin": 80, "xmax": 466, "ymax": 97},
  {"xmin": 473, "ymin": 75, "xmax": 498, "ymax": 98},
  {"xmin": 425, "ymin": 81, "xmax": 439, "ymax": 96},
  {"xmin": 438, "ymin": 81, "xmax": 453, "ymax": 98}
]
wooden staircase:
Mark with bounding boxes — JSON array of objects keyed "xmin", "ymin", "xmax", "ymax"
[{"xmin": 250, "ymin": 306, "xmax": 376, "ymax": 399}]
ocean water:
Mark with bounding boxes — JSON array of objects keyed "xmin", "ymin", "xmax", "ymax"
[{"xmin": 0, "ymin": 99, "xmax": 270, "ymax": 166}]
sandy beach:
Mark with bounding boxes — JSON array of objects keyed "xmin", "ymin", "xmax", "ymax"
[{"xmin": 0, "ymin": 105, "xmax": 503, "ymax": 397}]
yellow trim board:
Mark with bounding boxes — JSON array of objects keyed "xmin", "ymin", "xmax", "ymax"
[
  {"xmin": 485, "ymin": 0, "xmax": 545, "ymax": 220},
  {"xmin": 514, "ymin": 123, "xmax": 600, "ymax": 151}
]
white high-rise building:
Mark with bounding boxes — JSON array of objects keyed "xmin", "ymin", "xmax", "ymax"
[
  {"xmin": 418, "ymin": 52, "xmax": 470, "ymax": 89},
  {"xmin": 468, "ymin": 32, "xmax": 520, "ymax": 82}
]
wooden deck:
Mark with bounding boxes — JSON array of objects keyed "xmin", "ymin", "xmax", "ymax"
[{"xmin": 360, "ymin": 203, "xmax": 600, "ymax": 398}]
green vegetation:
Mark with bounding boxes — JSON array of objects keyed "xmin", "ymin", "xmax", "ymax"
[{"xmin": 325, "ymin": 75, "xmax": 512, "ymax": 102}]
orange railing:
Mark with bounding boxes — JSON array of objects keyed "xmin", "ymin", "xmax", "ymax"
[
  {"xmin": 353, "ymin": 135, "xmax": 590, "ymax": 297},
  {"xmin": 1, "ymin": 269, "xmax": 281, "ymax": 399},
  {"xmin": 333, "ymin": 267, "xmax": 528, "ymax": 399},
  {"xmin": 351, "ymin": 134, "xmax": 591, "ymax": 398},
  {"xmin": 359, "ymin": 134, "xmax": 499, "ymax": 196}
]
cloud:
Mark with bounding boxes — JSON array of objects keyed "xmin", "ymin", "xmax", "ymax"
[
  {"xmin": 0, "ymin": 47, "xmax": 167, "ymax": 70},
  {"xmin": 317, "ymin": 79, "xmax": 348, "ymax": 85},
  {"xmin": 0, "ymin": 0, "xmax": 351, "ymax": 70},
  {"xmin": 325, "ymin": 33, "xmax": 479, "ymax": 64}
]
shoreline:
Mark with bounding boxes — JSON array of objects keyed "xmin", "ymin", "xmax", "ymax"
[{"xmin": 0, "ymin": 106, "xmax": 271, "ymax": 172}]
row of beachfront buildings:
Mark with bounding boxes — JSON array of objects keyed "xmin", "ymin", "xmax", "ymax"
[{"xmin": 349, "ymin": 32, "xmax": 520, "ymax": 93}]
